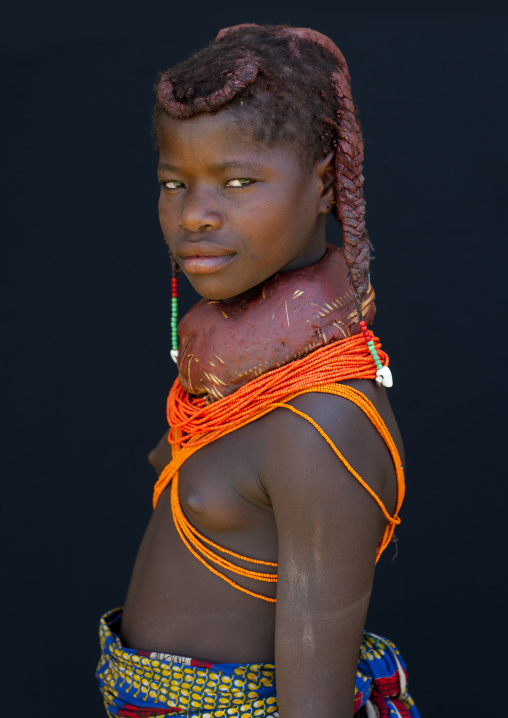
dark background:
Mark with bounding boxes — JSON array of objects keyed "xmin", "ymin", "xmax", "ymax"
[{"xmin": 2, "ymin": 4, "xmax": 506, "ymax": 715}]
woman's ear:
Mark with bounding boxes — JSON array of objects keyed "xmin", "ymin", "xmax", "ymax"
[{"xmin": 315, "ymin": 151, "xmax": 335, "ymax": 213}]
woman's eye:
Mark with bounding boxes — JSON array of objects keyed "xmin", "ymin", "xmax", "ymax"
[
  {"xmin": 226, "ymin": 178, "xmax": 255, "ymax": 188},
  {"xmin": 162, "ymin": 180, "xmax": 184, "ymax": 190}
]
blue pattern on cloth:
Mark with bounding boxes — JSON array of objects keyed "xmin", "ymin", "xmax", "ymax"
[{"xmin": 97, "ymin": 608, "xmax": 420, "ymax": 717}]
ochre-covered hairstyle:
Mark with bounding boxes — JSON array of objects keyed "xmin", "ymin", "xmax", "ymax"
[{"xmin": 155, "ymin": 24, "xmax": 370, "ymax": 317}]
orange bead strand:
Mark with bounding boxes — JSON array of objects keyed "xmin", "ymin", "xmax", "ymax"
[{"xmin": 154, "ymin": 333, "xmax": 403, "ymax": 602}]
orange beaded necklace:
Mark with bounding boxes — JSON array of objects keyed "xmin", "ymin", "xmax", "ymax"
[{"xmin": 154, "ymin": 332, "xmax": 404, "ymax": 603}]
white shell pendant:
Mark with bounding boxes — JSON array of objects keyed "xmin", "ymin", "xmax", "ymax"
[
  {"xmin": 376, "ymin": 365, "xmax": 393, "ymax": 387},
  {"xmin": 170, "ymin": 349, "xmax": 179, "ymax": 364}
]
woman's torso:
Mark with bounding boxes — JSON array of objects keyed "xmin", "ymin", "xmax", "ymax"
[{"xmin": 120, "ymin": 379, "xmax": 403, "ymax": 664}]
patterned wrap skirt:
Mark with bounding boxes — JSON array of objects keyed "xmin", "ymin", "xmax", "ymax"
[{"xmin": 97, "ymin": 608, "xmax": 420, "ymax": 718}]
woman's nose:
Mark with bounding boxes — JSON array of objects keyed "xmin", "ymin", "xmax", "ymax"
[{"xmin": 178, "ymin": 193, "xmax": 224, "ymax": 232}]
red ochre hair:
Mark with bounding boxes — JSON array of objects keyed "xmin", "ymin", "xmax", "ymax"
[{"xmin": 155, "ymin": 23, "xmax": 370, "ymax": 316}]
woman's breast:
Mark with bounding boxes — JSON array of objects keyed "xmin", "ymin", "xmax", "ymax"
[
  {"xmin": 120, "ymin": 425, "xmax": 278, "ymax": 663},
  {"xmin": 178, "ymin": 440, "xmax": 273, "ymax": 535}
]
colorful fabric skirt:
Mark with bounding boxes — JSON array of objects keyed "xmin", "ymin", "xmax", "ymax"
[{"xmin": 97, "ymin": 608, "xmax": 419, "ymax": 718}]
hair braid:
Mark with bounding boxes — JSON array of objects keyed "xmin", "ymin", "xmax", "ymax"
[
  {"xmin": 157, "ymin": 56, "xmax": 259, "ymax": 118},
  {"xmin": 275, "ymin": 27, "xmax": 369, "ymax": 318},
  {"xmin": 154, "ymin": 24, "xmax": 370, "ymax": 320}
]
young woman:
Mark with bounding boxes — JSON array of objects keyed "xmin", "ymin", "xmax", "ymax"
[{"xmin": 97, "ymin": 24, "xmax": 420, "ymax": 718}]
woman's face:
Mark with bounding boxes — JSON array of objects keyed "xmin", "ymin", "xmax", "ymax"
[{"xmin": 157, "ymin": 109, "xmax": 333, "ymax": 301}]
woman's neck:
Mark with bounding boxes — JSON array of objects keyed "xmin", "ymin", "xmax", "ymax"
[{"xmin": 175, "ymin": 244, "xmax": 376, "ymax": 403}]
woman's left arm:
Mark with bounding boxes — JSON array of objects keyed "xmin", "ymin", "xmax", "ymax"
[{"xmin": 260, "ymin": 390, "xmax": 395, "ymax": 718}]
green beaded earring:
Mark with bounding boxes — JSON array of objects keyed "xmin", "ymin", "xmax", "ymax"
[{"xmin": 170, "ymin": 253, "xmax": 180, "ymax": 364}]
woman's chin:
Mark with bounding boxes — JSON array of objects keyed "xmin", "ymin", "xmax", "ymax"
[{"xmin": 186, "ymin": 275, "xmax": 266, "ymax": 304}]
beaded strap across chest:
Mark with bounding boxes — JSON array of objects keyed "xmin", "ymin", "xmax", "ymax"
[{"xmin": 155, "ymin": 336, "xmax": 404, "ymax": 602}]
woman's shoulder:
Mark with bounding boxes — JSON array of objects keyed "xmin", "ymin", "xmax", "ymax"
[
  {"xmin": 260, "ymin": 379, "xmax": 403, "ymax": 457},
  {"xmin": 254, "ymin": 379, "xmax": 402, "ymax": 524}
]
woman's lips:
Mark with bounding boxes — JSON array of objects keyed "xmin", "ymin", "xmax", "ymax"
[{"xmin": 178, "ymin": 253, "xmax": 235, "ymax": 274}]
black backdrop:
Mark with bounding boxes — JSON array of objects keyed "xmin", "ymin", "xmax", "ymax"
[{"xmin": 2, "ymin": 6, "xmax": 507, "ymax": 716}]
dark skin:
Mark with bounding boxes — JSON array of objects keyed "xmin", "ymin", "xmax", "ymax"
[{"xmin": 121, "ymin": 109, "xmax": 404, "ymax": 718}]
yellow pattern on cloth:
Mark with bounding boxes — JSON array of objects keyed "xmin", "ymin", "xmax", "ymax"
[
  {"xmin": 97, "ymin": 608, "xmax": 278, "ymax": 718},
  {"xmin": 96, "ymin": 608, "xmax": 420, "ymax": 717}
]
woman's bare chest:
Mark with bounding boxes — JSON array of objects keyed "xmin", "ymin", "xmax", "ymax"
[
  {"xmin": 178, "ymin": 429, "xmax": 275, "ymax": 537},
  {"xmin": 149, "ymin": 422, "xmax": 277, "ymax": 552}
]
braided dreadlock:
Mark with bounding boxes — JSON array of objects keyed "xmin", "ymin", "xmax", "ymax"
[{"xmin": 154, "ymin": 24, "xmax": 370, "ymax": 317}]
